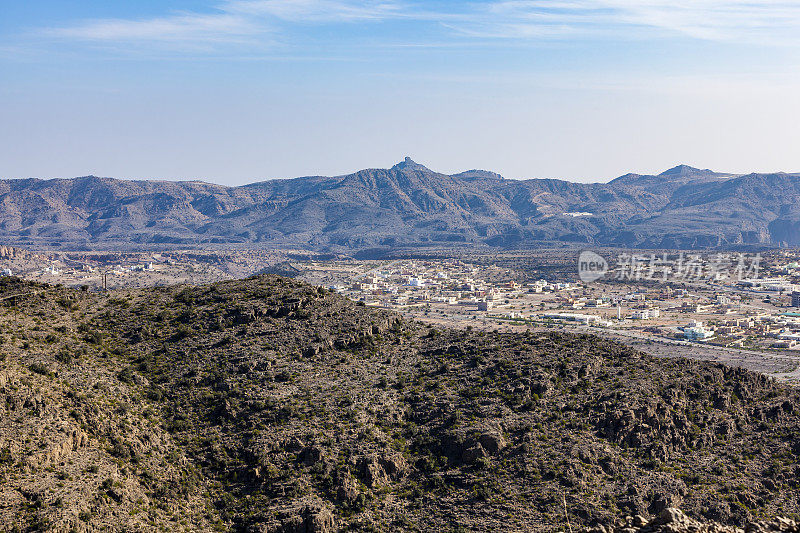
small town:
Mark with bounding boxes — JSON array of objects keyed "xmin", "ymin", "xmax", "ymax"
[
  {"xmin": 0, "ymin": 246, "xmax": 286, "ymax": 288},
  {"xmin": 3, "ymin": 245, "xmax": 800, "ymax": 383},
  {"xmin": 295, "ymin": 251, "xmax": 800, "ymax": 376}
]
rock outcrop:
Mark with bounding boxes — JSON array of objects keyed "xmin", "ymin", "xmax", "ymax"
[{"xmin": 590, "ymin": 508, "xmax": 800, "ymax": 533}]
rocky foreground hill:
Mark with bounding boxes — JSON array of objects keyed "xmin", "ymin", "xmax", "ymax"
[
  {"xmin": 0, "ymin": 275, "xmax": 799, "ymax": 532},
  {"xmin": 3, "ymin": 159, "xmax": 800, "ymax": 250}
]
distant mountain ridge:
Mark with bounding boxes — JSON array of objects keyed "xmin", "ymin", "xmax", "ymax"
[{"xmin": 1, "ymin": 159, "xmax": 800, "ymax": 250}]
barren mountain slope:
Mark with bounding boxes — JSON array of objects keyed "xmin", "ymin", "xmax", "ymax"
[{"xmin": 3, "ymin": 161, "xmax": 799, "ymax": 249}]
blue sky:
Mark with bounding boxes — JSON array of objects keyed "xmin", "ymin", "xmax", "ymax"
[{"xmin": 2, "ymin": 1, "xmax": 800, "ymax": 184}]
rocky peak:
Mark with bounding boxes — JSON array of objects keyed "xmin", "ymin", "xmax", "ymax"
[
  {"xmin": 391, "ymin": 157, "xmax": 432, "ymax": 172},
  {"xmin": 659, "ymin": 165, "xmax": 714, "ymax": 178}
]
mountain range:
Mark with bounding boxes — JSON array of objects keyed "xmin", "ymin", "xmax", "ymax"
[{"xmin": 2, "ymin": 158, "xmax": 800, "ymax": 250}]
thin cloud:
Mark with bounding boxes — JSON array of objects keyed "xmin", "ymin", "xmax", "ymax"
[
  {"xmin": 227, "ymin": 0, "xmax": 405, "ymax": 22},
  {"xmin": 39, "ymin": 0, "xmax": 800, "ymax": 50},
  {"xmin": 42, "ymin": 0, "xmax": 407, "ymax": 48},
  {"xmin": 45, "ymin": 12, "xmax": 260, "ymax": 44},
  {"xmin": 464, "ymin": 1, "xmax": 800, "ymax": 43},
  {"xmin": 598, "ymin": 0, "xmax": 800, "ymax": 40}
]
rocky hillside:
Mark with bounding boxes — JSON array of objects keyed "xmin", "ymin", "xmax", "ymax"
[
  {"xmin": 594, "ymin": 507, "xmax": 799, "ymax": 533},
  {"xmin": 0, "ymin": 275, "xmax": 799, "ymax": 532},
  {"xmin": 2, "ymin": 159, "xmax": 800, "ymax": 250}
]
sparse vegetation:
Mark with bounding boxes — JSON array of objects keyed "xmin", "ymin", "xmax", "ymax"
[{"xmin": 0, "ymin": 275, "xmax": 798, "ymax": 532}]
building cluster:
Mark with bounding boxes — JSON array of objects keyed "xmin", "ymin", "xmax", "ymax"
[
  {"xmin": 39, "ymin": 261, "xmax": 155, "ymax": 278},
  {"xmin": 682, "ymin": 313, "xmax": 800, "ymax": 348},
  {"xmin": 334, "ymin": 254, "xmax": 800, "ymax": 353},
  {"xmin": 335, "ymin": 260, "xmax": 576, "ymax": 311}
]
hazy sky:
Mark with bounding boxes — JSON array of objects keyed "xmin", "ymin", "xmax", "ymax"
[{"xmin": 2, "ymin": 1, "xmax": 800, "ymax": 185}]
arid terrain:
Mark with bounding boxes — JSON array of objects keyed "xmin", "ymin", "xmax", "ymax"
[
  {"xmin": 3, "ymin": 161, "xmax": 800, "ymax": 251},
  {"xmin": 7, "ymin": 1, "xmax": 800, "ymax": 531},
  {"xmin": 1, "ymin": 275, "xmax": 799, "ymax": 532}
]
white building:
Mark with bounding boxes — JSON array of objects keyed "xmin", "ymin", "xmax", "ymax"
[
  {"xmin": 684, "ymin": 320, "xmax": 713, "ymax": 340},
  {"xmin": 541, "ymin": 312, "xmax": 610, "ymax": 326},
  {"xmin": 631, "ymin": 308, "xmax": 661, "ymax": 320},
  {"xmin": 738, "ymin": 278, "xmax": 785, "ymax": 289},
  {"xmin": 487, "ymin": 289, "xmax": 504, "ymax": 302}
]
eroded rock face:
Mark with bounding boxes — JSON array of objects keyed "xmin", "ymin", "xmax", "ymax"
[
  {"xmin": 300, "ymin": 446, "xmax": 324, "ymax": 467},
  {"xmin": 334, "ymin": 474, "xmax": 359, "ymax": 506},
  {"xmin": 378, "ymin": 452, "xmax": 408, "ymax": 480},
  {"xmin": 357, "ymin": 455, "xmax": 388, "ymax": 488},
  {"xmin": 255, "ymin": 504, "xmax": 335, "ymax": 533},
  {"xmin": 589, "ymin": 508, "xmax": 800, "ymax": 533},
  {"xmin": 306, "ymin": 508, "xmax": 335, "ymax": 533},
  {"xmin": 461, "ymin": 443, "xmax": 487, "ymax": 464},
  {"xmin": 478, "ymin": 431, "xmax": 506, "ymax": 455}
]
